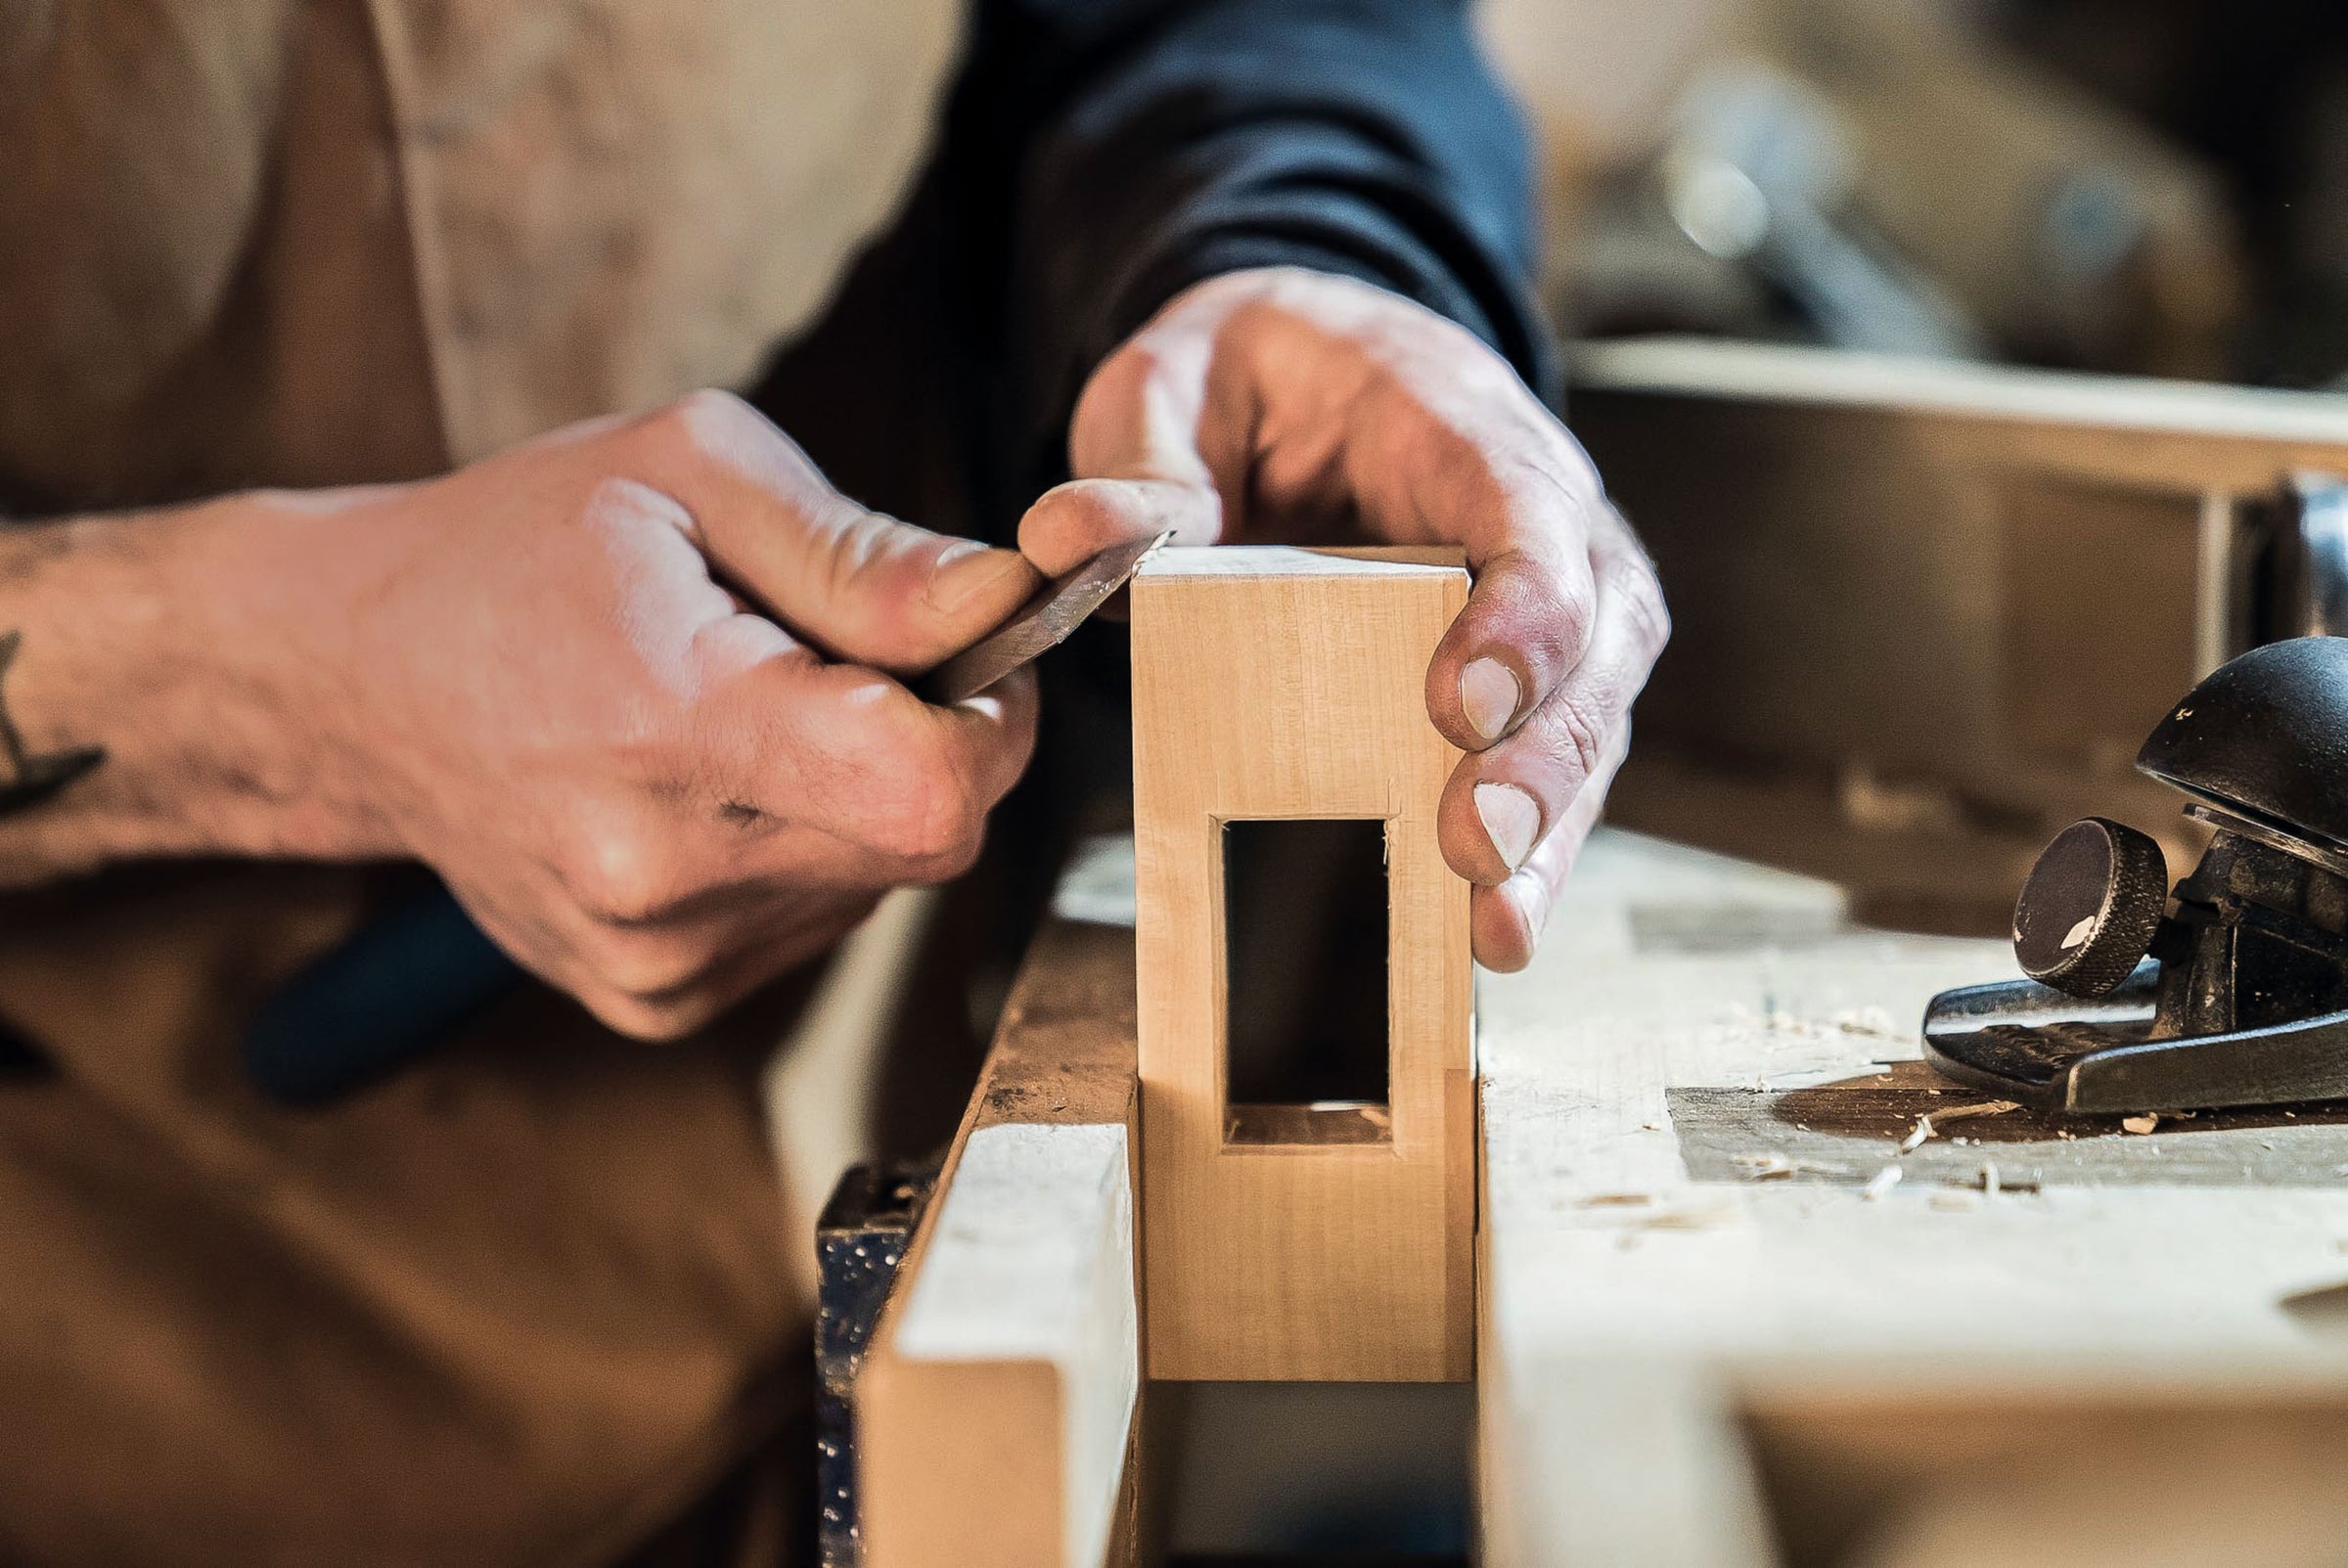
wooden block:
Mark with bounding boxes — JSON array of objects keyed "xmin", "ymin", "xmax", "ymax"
[
  {"xmin": 1131, "ymin": 546, "xmax": 1474, "ymax": 1383},
  {"xmin": 859, "ymin": 908, "xmax": 1145, "ymax": 1568}
]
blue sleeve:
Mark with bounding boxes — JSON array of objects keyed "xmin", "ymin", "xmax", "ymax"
[{"xmin": 938, "ymin": 0, "xmax": 1554, "ymax": 482}]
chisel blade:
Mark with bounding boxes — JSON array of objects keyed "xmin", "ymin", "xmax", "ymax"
[{"xmin": 919, "ymin": 529, "xmax": 1174, "ymax": 705}]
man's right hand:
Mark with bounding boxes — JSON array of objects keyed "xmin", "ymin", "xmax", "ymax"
[{"xmin": 0, "ymin": 391, "xmax": 1040, "ymax": 1038}]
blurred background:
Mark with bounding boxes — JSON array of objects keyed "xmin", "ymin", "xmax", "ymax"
[
  {"xmin": 1486, "ymin": 0, "xmax": 2345, "ymax": 387},
  {"xmin": 1159, "ymin": 4, "xmax": 2348, "ymax": 1560}
]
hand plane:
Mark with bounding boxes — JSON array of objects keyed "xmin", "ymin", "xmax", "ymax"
[{"xmin": 1924, "ymin": 637, "xmax": 2348, "ymax": 1113}]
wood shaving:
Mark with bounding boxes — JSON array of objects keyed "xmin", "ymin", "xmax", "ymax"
[
  {"xmin": 2121, "ymin": 1114, "xmax": 2160, "ymax": 1135},
  {"xmin": 1731, "ymin": 1152, "xmax": 1852, "ymax": 1181},
  {"xmin": 1862, "ymin": 1165, "xmax": 1904, "ymax": 1200},
  {"xmin": 1899, "ymin": 1116, "xmax": 1935, "ymax": 1153},
  {"xmin": 1642, "ymin": 1120, "xmax": 1665, "ymax": 1132},
  {"xmin": 1580, "ymin": 1192, "xmax": 1653, "ymax": 1207},
  {"xmin": 1829, "ymin": 1006, "xmax": 1905, "ymax": 1042},
  {"xmin": 1934, "ymin": 1099, "xmax": 2022, "ymax": 1124},
  {"xmin": 1636, "ymin": 1200, "xmax": 1740, "ymax": 1231}
]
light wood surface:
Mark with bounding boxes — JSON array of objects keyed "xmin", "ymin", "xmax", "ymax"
[
  {"xmin": 857, "ymin": 861, "xmax": 1145, "ymax": 1568},
  {"xmin": 1573, "ymin": 337, "xmax": 2348, "ymax": 929},
  {"xmin": 1478, "ymin": 828, "xmax": 2348, "ymax": 1567},
  {"xmin": 1132, "ymin": 546, "xmax": 1475, "ymax": 1382}
]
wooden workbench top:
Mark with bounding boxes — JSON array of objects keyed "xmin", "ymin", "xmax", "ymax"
[{"xmin": 1479, "ymin": 829, "xmax": 2348, "ymax": 1567}]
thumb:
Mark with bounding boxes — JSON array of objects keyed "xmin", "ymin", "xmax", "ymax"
[
  {"xmin": 1018, "ymin": 324, "xmax": 1236, "ymax": 575},
  {"xmin": 632, "ymin": 391, "xmax": 1042, "ymax": 675},
  {"xmin": 756, "ymin": 505, "xmax": 1042, "ymax": 676},
  {"xmin": 1019, "ymin": 476, "xmax": 1222, "ymax": 577}
]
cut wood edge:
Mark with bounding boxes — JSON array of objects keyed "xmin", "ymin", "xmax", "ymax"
[
  {"xmin": 1573, "ymin": 336, "xmax": 2348, "ymax": 449},
  {"xmin": 1476, "ymin": 1346, "xmax": 1775, "ymax": 1568},
  {"xmin": 858, "ymin": 910, "xmax": 1144, "ymax": 1568}
]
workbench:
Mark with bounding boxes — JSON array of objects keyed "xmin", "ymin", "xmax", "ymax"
[{"xmin": 846, "ymin": 827, "xmax": 2348, "ymax": 1567}]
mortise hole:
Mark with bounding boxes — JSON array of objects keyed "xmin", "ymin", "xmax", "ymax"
[{"xmin": 1221, "ymin": 818, "xmax": 1391, "ymax": 1146}]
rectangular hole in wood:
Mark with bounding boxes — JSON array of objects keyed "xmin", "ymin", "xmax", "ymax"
[{"xmin": 1221, "ymin": 817, "xmax": 1391, "ymax": 1146}]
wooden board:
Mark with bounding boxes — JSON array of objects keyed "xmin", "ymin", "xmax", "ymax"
[
  {"xmin": 858, "ymin": 837, "xmax": 1146, "ymax": 1568},
  {"xmin": 1572, "ymin": 336, "xmax": 2348, "ymax": 929},
  {"xmin": 1131, "ymin": 547, "xmax": 1475, "ymax": 1382},
  {"xmin": 1476, "ymin": 828, "xmax": 2348, "ymax": 1567}
]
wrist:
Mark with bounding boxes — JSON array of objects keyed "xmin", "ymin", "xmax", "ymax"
[{"xmin": 0, "ymin": 492, "xmax": 403, "ymax": 878}]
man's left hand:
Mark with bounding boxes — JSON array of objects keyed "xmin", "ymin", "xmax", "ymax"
[{"xmin": 1020, "ymin": 267, "xmax": 1668, "ymax": 971}]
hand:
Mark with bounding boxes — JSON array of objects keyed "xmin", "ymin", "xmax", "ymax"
[
  {"xmin": 231, "ymin": 391, "xmax": 1040, "ymax": 1037},
  {"xmin": 1020, "ymin": 268, "xmax": 1667, "ymax": 969}
]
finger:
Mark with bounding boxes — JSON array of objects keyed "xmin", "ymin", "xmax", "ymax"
[
  {"xmin": 1400, "ymin": 419, "xmax": 1624, "ymax": 753},
  {"xmin": 1017, "ymin": 476, "xmax": 1223, "ymax": 576},
  {"xmin": 1021, "ymin": 309, "xmax": 1259, "ymax": 578},
  {"xmin": 705, "ymin": 654, "xmax": 1040, "ymax": 879},
  {"xmin": 1423, "ymin": 539, "xmax": 1601, "ymax": 753},
  {"xmin": 1471, "ymin": 725, "xmax": 1627, "ymax": 972},
  {"xmin": 1224, "ymin": 300, "xmax": 1625, "ymax": 754},
  {"xmin": 632, "ymin": 390, "xmax": 1041, "ymax": 674},
  {"xmin": 1437, "ymin": 545, "xmax": 1663, "ymax": 886},
  {"xmin": 580, "ymin": 887, "xmax": 882, "ymax": 1041}
]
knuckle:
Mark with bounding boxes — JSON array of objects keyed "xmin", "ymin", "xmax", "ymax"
[
  {"xmin": 1547, "ymin": 571, "xmax": 1596, "ymax": 660},
  {"xmin": 565, "ymin": 829, "xmax": 683, "ymax": 926},
  {"xmin": 596, "ymin": 990, "xmax": 701, "ymax": 1043},
  {"xmin": 664, "ymin": 386, "xmax": 756, "ymax": 440},
  {"xmin": 808, "ymin": 497, "xmax": 895, "ymax": 598},
  {"xmin": 1105, "ymin": 338, "xmax": 1174, "ymax": 395},
  {"xmin": 643, "ymin": 387, "xmax": 784, "ymax": 470},
  {"xmin": 592, "ymin": 927, "xmax": 708, "ymax": 1003},
  {"xmin": 1546, "ymin": 693, "xmax": 1610, "ymax": 786},
  {"xmin": 1074, "ymin": 344, "xmax": 1143, "ymax": 424},
  {"xmin": 1618, "ymin": 559, "xmax": 1673, "ymax": 658},
  {"xmin": 580, "ymin": 473, "xmax": 692, "ymax": 535},
  {"xmin": 873, "ymin": 762, "xmax": 984, "ymax": 870},
  {"xmin": 921, "ymin": 822, "xmax": 989, "ymax": 882}
]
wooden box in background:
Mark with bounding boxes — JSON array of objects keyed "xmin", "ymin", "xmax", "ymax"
[{"xmin": 1572, "ymin": 337, "xmax": 2348, "ymax": 929}]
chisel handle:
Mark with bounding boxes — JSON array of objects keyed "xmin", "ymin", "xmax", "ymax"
[{"xmin": 244, "ymin": 882, "xmax": 521, "ymax": 1105}]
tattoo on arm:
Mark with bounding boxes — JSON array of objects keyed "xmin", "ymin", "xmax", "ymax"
[{"xmin": 0, "ymin": 631, "xmax": 103, "ymax": 815}]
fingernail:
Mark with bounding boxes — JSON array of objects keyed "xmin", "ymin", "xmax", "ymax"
[
  {"xmin": 1475, "ymin": 782, "xmax": 1541, "ymax": 873},
  {"xmin": 927, "ymin": 542, "xmax": 1035, "ymax": 617},
  {"xmin": 1461, "ymin": 657, "xmax": 1520, "ymax": 742}
]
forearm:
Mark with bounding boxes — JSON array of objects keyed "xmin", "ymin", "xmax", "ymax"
[{"xmin": 0, "ymin": 497, "xmax": 391, "ymax": 886}]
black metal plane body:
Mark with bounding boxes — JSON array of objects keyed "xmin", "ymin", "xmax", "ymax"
[
  {"xmin": 1924, "ymin": 638, "xmax": 2348, "ymax": 1114},
  {"xmin": 1923, "ymin": 966, "xmax": 2348, "ymax": 1114}
]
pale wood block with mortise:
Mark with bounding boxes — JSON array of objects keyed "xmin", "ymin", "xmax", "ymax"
[{"xmin": 1132, "ymin": 545, "xmax": 1475, "ymax": 1382}]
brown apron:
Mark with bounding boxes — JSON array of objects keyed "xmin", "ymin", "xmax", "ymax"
[{"xmin": 0, "ymin": 1, "xmax": 960, "ymax": 1560}]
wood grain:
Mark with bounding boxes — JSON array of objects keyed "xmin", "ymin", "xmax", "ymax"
[
  {"xmin": 858, "ymin": 905, "xmax": 1144, "ymax": 1568},
  {"xmin": 1132, "ymin": 546, "xmax": 1474, "ymax": 1382},
  {"xmin": 1476, "ymin": 828, "xmax": 2348, "ymax": 1566}
]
